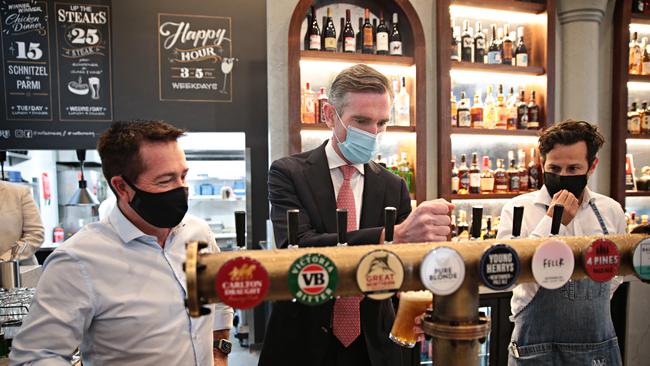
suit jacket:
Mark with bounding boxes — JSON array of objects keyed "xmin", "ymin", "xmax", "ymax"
[
  {"xmin": 259, "ymin": 142, "xmax": 413, "ymax": 366},
  {"xmin": 0, "ymin": 181, "xmax": 44, "ymax": 260}
]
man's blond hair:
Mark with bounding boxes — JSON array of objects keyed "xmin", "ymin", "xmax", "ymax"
[{"xmin": 328, "ymin": 64, "xmax": 393, "ymax": 113}]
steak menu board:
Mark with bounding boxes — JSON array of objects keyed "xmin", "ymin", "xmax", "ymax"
[
  {"xmin": 55, "ymin": 3, "xmax": 112, "ymax": 120},
  {"xmin": 0, "ymin": 0, "xmax": 53, "ymax": 120},
  {"xmin": 158, "ymin": 13, "xmax": 235, "ymax": 102}
]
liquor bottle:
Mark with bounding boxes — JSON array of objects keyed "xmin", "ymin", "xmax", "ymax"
[
  {"xmin": 343, "ymin": 10, "xmax": 355, "ymax": 53},
  {"xmin": 510, "ymin": 30, "xmax": 517, "ymax": 65},
  {"xmin": 642, "ymin": 41, "xmax": 650, "ymax": 75},
  {"xmin": 625, "ymin": 154, "xmax": 636, "ymax": 190},
  {"xmin": 480, "ymin": 156, "xmax": 495, "ymax": 194},
  {"xmin": 395, "ymin": 76, "xmax": 410, "ymax": 126},
  {"xmin": 470, "ymin": 90, "xmax": 484, "ymax": 128},
  {"xmin": 301, "ymin": 82, "xmax": 316, "ymax": 123},
  {"xmin": 458, "ymin": 154, "xmax": 469, "ymax": 194},
  {"xmin": 474, "ymin": 22, "xmax": 486, "ymax": 63},
  {"xmin": 373, "ymin": 18, "xmax": 378, "ymax": 53},
  {"xmin": 469, "ymin": 153, "xmax": 481, "ymax": 194},
  {"xmin": 527, "ymin": 90, "xmax": 539, "ymax": 129},
  {"xmin": 308, "ymin": 7, "xmax": 321, "ymax": 51},
  {"xmin": 461, "ymin": 20, "xmax": 473, "ymax": 62},
  {"xmin": 629, "ymin": 102, "xmax": 641, "ymax": 134},
  {"xmin": 515, "ymin": 26, "xmax": 528, "ymax": 67},
  {"xmin": 517, "ymin": 90, "xmax": 529, "ymax": 129},
  {"xmin": 495, "ymin": 84, "xmax": 507, "ymax": 129},
  {"xmin": 337, "ymin": 17, "xmax": 345, "ymax": 52},
  {"xmin": 483, "ymin": 216, "xmax": 496, "ymax": 239},
  {"xmin": 641, "ymin": 101, "xmax": 650, "ymax": 133},
  {"xmin": 451, "ymin": 25, "xmax": 460, "ymax": 61},
  {"xmin": 497, "ymin": 27, "xmax": 504, "ymax": 62},
  {"xmin": 457, "ymin": 91, "xmax": 471, "ymax": 128},
  {"xmin": 362, "ymin": 9, "xmax": 373, "ymax": 54},
  {"xmin": 483, "ymin": 85, "xmax": 496, "ymax": 129},
  {"xmin": 317, "ymin": 87, "xmax": 328, "ymax": 124},
  {"xmin": 506, "ymin": 86, "xmax": 518, "ymax": 130},
  {"xmin": 502, "ymin": 24, "xmax": 513, "ymax": 65},
  {"xmin": 528, "ymin": 147, "xmax": 541, "ymax": 190},
  {"xmin": 389, "ymin": 78, "xmax": 399, "ymax": 125},
  {"xmin": 450, "ymin": 92, "xmax": 458, "ymax": 127},
  {"xmin": 630, "ymin": 31, "xmax": 642, "ymax": 75},
  {"xmin": 304, "ymin": 13, "xmax": 311, "ymax": 50},
  {"xmin": 639, "ymin": 101, "xmax": 646, "ymax": 128},
  {"xmin": 457, "ymin": 210, "xmax": 469, "ymax": 240},
  {"xmin": 494, "ymin": 159, "xmax": 508, "ymax": 193},
  {"xmin": 518, "ymin": 149, "xmax": 529, "ymax": 192},
  {"xmin": 390, "ymin": 13, "xmax": 402, "ymax": 56},
  {"xmin": 376, "ymin": 11, "xmax": 389, "ymax": 55},
  {"xmin": 356, "ymin": 17, "xmax": 363, "ymax": 52},
  {"xmin": 321, "ymin": 16, "xmax": 328, "ymax": 50},
  {"xmin": 451, "ymin": 158, "xmax": 460, "ymax": 194},
  {"xmin": 487, "ymin": 24, "xmax": 501, "ymax": 64},
  {"xmin": 399, "ymin": 152, "xmax": 414, "ymax": 194},
  {"xmin": 324, "ymin": 8, "xmax": 336, "ymax": 52},
  {"xmin": 644, "ymin": 102, "xmax": 650, "ymax": 134},
  {"xmin": 507, "ymin": 157, "xmax": 520, "ymax": 193}
]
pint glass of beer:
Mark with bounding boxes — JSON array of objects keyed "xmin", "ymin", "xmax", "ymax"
[{"xmin": 389, "ymin": 290, "xmax": 433, "ymax": 348}]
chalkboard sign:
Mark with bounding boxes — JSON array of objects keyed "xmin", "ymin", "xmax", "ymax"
[
  {"xmin": 55, "ymin": 2, "xmax": 112, "ymax": 121},
  {"xmin": 0, "ymin": 0, "xmax": 53, "ymax": 121},
  {"xmin": 158, "ymin": 13, "xmax": 235, "ymax": 102}
]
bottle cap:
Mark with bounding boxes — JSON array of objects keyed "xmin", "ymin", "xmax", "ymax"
[
  {"xmin": 531, "ymin": 238, "xmax": 574, "ymax": 289},
  {"xmin": 420, "ymin": 247, "xmax": 465, "ymax": 296}
]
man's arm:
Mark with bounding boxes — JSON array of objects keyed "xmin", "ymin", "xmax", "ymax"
[
  {"xmin": 19, "ymin": 187, "xmax": 44, "ymax": 259},
  {"xmin": 10, "ymin": 251, "xmax": 94, "ymax": 365}
]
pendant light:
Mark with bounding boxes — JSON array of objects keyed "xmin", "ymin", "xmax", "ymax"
[{"xmin": 66, "ymin": 149, "xmax": 99, "ymax": 206}]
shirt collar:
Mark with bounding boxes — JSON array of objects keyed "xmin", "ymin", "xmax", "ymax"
[
  {"xmin": 533, "ymin": 185, "xmax": 595, "ymax": 208},
  {"xmin": 108, "ymin": 205, "xmax": 150, "ymax": 244},
  {"xmin": 325, "ymin": 138, "xmax": 365, "ymax": 175}
]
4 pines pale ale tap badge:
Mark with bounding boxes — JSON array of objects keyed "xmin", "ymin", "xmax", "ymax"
[
  {"xmin": 420, "ymin": 247, "xmax": 465, "ymax": 296},
  {"xmin": 633, "ymin": 237, "xmax": 650, "ymax": 282},
  {"xmin": 582, "ymin": 238, "xmax": 620, "ymax": 283},
  {"xmin": 479, "ymin": 244, "xmax": 521, "ymax": 290},
  {"xmin": 215, "ymin": 257, "xmax": 269, "ymax": 309},
  {"xmin": 355, "ymin": 249, "xmax": 404, "ymax": 300},
  {"xmin": 288, "ymin": 253, "xmax": 338, "ymax": 305}
]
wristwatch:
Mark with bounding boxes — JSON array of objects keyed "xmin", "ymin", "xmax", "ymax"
[{"xmin": 214, "ymin": 338, "xmax": 232, "ymax": 355}]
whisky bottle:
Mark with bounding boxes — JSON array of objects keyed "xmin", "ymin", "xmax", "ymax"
[
  {"xmin": 458, "ymin": 154, "xmax": 470, "ymax": 194},
  {"xmin": 457, "ymin": 210, "xmax": 469, "ymax": 240},
  {"xmin": 487, "ymin": 24, "xmax": 501, "ymax": 64},
  {"xmin": 630, "ymin": 31, "xmax": 642, "ymax": 75},
  {"xmin": 644, "ymin": 102, "xmax": 650, "ymax": 134},
  {"xmin": 506, "ymin": 86, "xmax": 518, "ymax": 130},
  {"xmin": 451, "ymin": 24, "xmax": 460, "ymax": 61},
  {"xmin": 457, "ymin": 91, "xmax": 471, "ymax": 128},
  {"xmin": 450, "ymin": 92, "xmax": 458, "ymax": 127},
  {"xmin": 494, "ymin": 158, "xmax": 508, "ymax": 193},
  {"xmin": 495, "ymin": 84, "xmax": 507, "ymax": 129},
  {"xmin": 527, "ymin": 90, "xmax": 539, "ymax": 129},
  {"xmin": 471, "ymin": 90, "xmax": 484, "ymax": 128},
  {"xmin": 483, "ymin": 85, "xmax": 497, "ymax": 129},
  {"xmin": 480, "ymin": 156, "xmax": 495, "ymax": 194},
  {"xmin": 474, "ymin": 22, "xmax": 486, "ymax": 63},
  {"xmin": 515, "ymin": 26, "xmax": 528, "ymax": 67},
  {"xmin": 461, "ymin": 20, "xmax": 473, "ymax": 62},
  {"xmin": 629, "ymin": 102, "xmax": 641, "ymax": 134},
  {"xmin": 451, "ymin": 158, "xmax": 460, "ymax": 194},
  {"xmin": 502, "ymin": 24, "xmax": 513, "ymax": 65},
  {"xmin": 517, "ymin": 90, "xmax": 529, "ymax": 129},
  {"xmin": 507, "ymin": 158, "xmax": 520, "ymax": 193},
  {"xmin": 469, "ymin": 153, "xmax": 481, "ymax": 194},
  {"xmin": 528, "ymin": 148, "xmax": 541, "ymax": 190},
  {"xmin": 518, "ymin": 149, "xmax": 529, "ymax": 192},
  {"xmin": 643, "ymin": 41, "xmax": 650, "ymax": 75}
]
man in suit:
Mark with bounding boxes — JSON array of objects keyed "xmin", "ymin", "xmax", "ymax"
[
  {"xmin": 259, "ymin": 64, "xmax": 453, "ymax": 366},
  {"xmin": 0, "ymin": 180, "xmax": 44, "ymax": 263}
]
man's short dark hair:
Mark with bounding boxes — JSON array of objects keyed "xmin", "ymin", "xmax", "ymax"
[
  {"xmin": 97, "ymin": 121, "xmax": 185, "ymax": 193},
  {"xmin": 538, "ymin": 120, "xmax": 605, "ymax": 167}
]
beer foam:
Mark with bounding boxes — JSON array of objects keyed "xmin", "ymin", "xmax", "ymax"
[{"xmin": 400, "ymin": 290, "xmax": 433, "ymax": 301}]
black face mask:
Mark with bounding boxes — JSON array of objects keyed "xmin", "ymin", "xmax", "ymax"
[
  {"xmin": 123, "ymin": 178, "xmax": 188, "ymax": 228},
  {"xmin": 543, "ymin": 172, "xmax": 588, "ymax": 199}
]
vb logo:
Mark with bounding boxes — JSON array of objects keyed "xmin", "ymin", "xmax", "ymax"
[{"xmin": 299, "ymin": 264, "xmax": 329, "ymax": 295}]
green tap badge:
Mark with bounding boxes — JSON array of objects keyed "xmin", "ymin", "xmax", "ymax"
[{"xmin": 288, "ymin": 253, "xmax": 338, "ymax": 305}]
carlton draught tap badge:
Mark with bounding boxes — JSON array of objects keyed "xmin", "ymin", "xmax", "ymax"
[
  {"xmin": 216, "ymin": 257, "xmax": 269, "ymax": 309},
  {"xmin": 288, "ymin": 253, "xmax": 338, "ymax": 305},
  {"xmin": 356, "ymin": 249, "xmax": 404, "ymax": 300}
]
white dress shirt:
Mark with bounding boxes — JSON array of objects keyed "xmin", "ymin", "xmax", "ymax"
[
  {"xmin": 496, "ymin": 185, "xmax": 627, "ymax": 317},
  {"xmin": 10, "ymin": 207, "xmax": 233, "ymax": 366},
  {"xmin": 325, "ymin": 139, "xmax": 364, "ymax": 229}
]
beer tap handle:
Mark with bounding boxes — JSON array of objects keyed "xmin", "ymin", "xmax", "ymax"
[
  {"xmin": 287, "ymin": 209, "xmax": 300, "ymax": 249},
  {"xmin": 512, "ymin": 205, "xmax": 524, "ymax": 238},
  {"xmin": 470, "ymin": 206, "xmax": 483, "ymax": 240},
  {"xmin": 384, "ymin": 207, "xmax": 397, "ymax": 244},
  {"xmin": 235, "ymin": 211, "xmax": 246, "ymax": 250},
  {"xmin": 336, "ymin": 209, "xmax": 348, "ymax": 246},
  {"xmin": 551, "ymin": 204, "xmax": 564, "ymax": 236}
]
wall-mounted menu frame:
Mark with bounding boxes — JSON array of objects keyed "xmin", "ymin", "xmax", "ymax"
[
  {"xmin": 54, "ymin": 2, "xmax": 113, "ymax": 121},
  {"xmin": 0, "ymin": 0, "xmax": 53, "ymax": 121},
  {"xmin": 157, "ymin": 13, "xmax": 235, "ymax": 103}
]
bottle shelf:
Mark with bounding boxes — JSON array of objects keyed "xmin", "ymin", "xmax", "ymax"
[
  {"xmin": 300, "ymin": 50, "xmax": 415, "ymax": 66},
  {"xmin": 451, "ymin": 127, "xmax": 540, "ymax": 136},
  {"xmin": 626, "ymin": 191, "xmax": 650, "ymax": 197},
  {"xmin": 450, "ymin": 0, "xmax": 547, "ymax": 14},
  {"xmin": 451, "ymin": 61, "xmax": 545, "ymax": 76},
  {"xmin": 300, "ymin": 123, "xmax": 415, "ymax": 132},
  {"xmin": 631, "ymin": 12, "xmax": 650, "ymax": 24},
  {"xmin": 451, "ymin": 193, "xmax": 525, "ymax": 200},
  {"xmin": 626, "ymin": 133, "xmax": 650, "ymax": 140},
  {"xmin": 628, "ymin": 74, "xmax": 650, "ymax": 82}
]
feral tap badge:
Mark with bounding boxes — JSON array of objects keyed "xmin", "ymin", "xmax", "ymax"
[
  {"xmin": 356, "ymin": 249, "xmax": 404, "ymax": 300},
  {"xmin": 216, "ymin": 257, "xmax": 269, "ymax": 309},
  {"xmin": 288, "ymin": 253, "xmax": 338, "ymax": 305}
]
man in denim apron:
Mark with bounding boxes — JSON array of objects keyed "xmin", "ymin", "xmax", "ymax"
[{"xmin": 497, "ymin": 120, "xmax": 627, "ymax": 365}]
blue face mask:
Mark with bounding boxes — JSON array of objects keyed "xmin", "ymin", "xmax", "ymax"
[{"xmin": 333, "ymin": 109, "xmax": 381, "ymax": 164}]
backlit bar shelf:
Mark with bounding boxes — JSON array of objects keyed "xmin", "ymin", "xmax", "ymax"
[
  {"xmin": 300, "ymin": 123, "xmax": 416, "ymax": 133},
  {"xmin": 450, "ymin": 0, "xmax": 546, "ymax": 14},
  {"xmin": 628, "ymin": 74, "xmax": 650, "ymax": 83},
  {"xmin": 451, "ymin": 193, "xmax": 524, "ymax": 200},
  {"xmin": 451, "ymin": 61, "xmax": 545, "ymax": 76},
  {"xmin": 451, "ymin": 127, "xmax": 540, "ymax": 137},
  {"xmin": 300, "ymin": 51, "xmax": 414, "ymax": 66},
  {"xmin": 626, "ymin": 134, "xmax": 650, "ymax": 140},
  {"xmin": 626, "ymin": 191, "xmax": 650, "ymax": 197}
]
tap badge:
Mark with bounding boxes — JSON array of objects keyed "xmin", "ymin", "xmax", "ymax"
[
  {"xmin": 633, "ymin": 237, "xmax": 650, "ymax": 281},
  {"xmin": 420, "ymin": 247, "xmax": 465, "ymax": 296},
  {"xmin": 531, "ymin": 238, "xmax": 575, "ymax": 290},
  {"xmin": 583, "ymin": 238, "xmax": 620, "ymax": 282},
  {"xmin": 216, "ymin": 257, "xmax": 269, "ymax": 309},
  {"xmin": 480, "ymin": 244, "xmax": 521, "ymax": 290},
  {"xmin": 288, "ymin": 253, "xmax": 338, "ymax": 305},
  {"xmin": 356, "ymin": 249, "xmax": 404, "ymax": 300}
]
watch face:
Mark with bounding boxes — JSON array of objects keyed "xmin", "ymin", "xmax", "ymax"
[{"xmin": 221, "ymin": 340, "xmax": 232, "ymax": 354}]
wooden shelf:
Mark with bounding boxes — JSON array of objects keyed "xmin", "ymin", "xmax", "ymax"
[
  {"xmin": 451, "ymin": 127, "xmax": 540, "ymax": 136},
  {"xmin": 451, "ymin": 61, "xmax": 545, "ymax": 76},
  {"xmin": 626, "ymin": 133, "xmax": 650, "ymax": 140},
  {"xmin": 300, "ymin": 50, "xmax": 415, "ymax": 66},
  {"xmin": 628, "ymin": 74, "xmax": 650, "ymax": 82},
  {"xmin": 626, "ymin": 191, "xmax": 650, "ymax": 197},
  {"xmin": 451, "ymin": 193, "xmax": 525, "ymax": 200},
  {"xmin": 631, "ymin": 12, "xmax": 650, "ymax": 24},
  {"xmin": 450, "ymin": 0, "xmax": 547, "ymax": 14},
  {"xmin": 301, "ymin": 123, "xmax": 416, "ymax": 132}
]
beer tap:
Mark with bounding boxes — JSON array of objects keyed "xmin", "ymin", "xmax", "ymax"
[
  {"xmin": 470, "ymin": 206, "xmax": 483, "ymax": 240},
  {"xmin": 287, "ymin": 209, "xmax": 299, "ymax": 249},
  {"xmin": 336, "ymin": 209, "xmax": 348, "ymax": 246},
  {"xmin": 234, "ymin": 211, "xmax": 246, "ymax": 251},
  {"xmin": 530, "ymin": 203, "xmax": 574, "ymax": 290},
  {"xmin": 550, "ymin": 204, "xmax": 564, "ymax": 236},
  {"xmin": 384, "ymin": 207, "xmax": 397, "ymax": 244},
  {"xmin": 511, "ymin": 205, "xmax": 524, "ymax": 239}
]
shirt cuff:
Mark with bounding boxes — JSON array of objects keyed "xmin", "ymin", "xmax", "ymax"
[
  {"xmin": 530, "ymin": 214, "xmax": 568, "ymax": 238},
  {"xmin": 213, "ymin": 302, "xmax": 234, "ymax": 330}
]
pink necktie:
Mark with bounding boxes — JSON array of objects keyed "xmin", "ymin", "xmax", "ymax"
[{"xmin": 332, "ymin": 165, "xmax": 362, "ymax": 347}]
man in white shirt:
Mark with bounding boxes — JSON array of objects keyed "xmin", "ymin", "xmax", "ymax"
[{"xmin": 497, "ymin": 120, "xmax": 626, "ymax": 365}]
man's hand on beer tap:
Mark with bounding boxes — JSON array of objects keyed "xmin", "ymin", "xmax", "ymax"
[{"xmin": 393, "ymin": 199, "xmax": 455, "ymax": 243}]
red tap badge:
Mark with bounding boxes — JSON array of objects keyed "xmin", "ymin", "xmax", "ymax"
[
  {"xmin": 583, "ymin": 239, "xmax": 620, "ymax": 283},
  {"xmin": 216, "ymin": 257, "xmax": 269, "ymax": 309}
]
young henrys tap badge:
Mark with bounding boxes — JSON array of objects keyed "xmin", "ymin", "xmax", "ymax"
[{"xmin": 158, "ymin": 13, "xmax": 236, "ymax": 102}]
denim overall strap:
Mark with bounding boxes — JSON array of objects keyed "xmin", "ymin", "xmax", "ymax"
[{"xmin": 589, "ymin": 201, "xmax": 609, "ymax": 235}]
